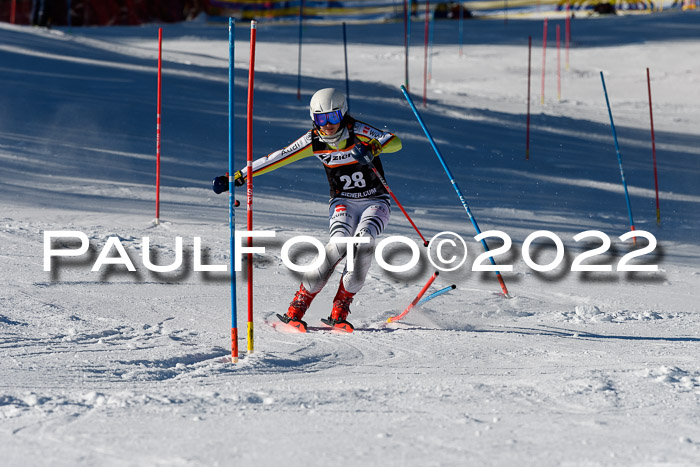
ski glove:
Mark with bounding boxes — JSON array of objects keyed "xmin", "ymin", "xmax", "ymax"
[
  {"xmin": 350, "ymin": 139, "xmax": 382, "ymax": 166},
  {"xmin": 212, "ymin": 171, "xmax": 245, "ymax": 194}
]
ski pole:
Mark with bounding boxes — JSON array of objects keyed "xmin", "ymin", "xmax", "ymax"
[
  {"xmin": 368, "ymin": 162, "xmax": 429, "ymax": 247},
  {"xmin": 400, "ymin": 85, "xmax": 511, "ymax": 298},
  {"xmin": 600, "ymin": 72, "xmax": 636, "ymax": 244},
  {"xmin": 388, "ymin": 271, "xmax": 439, "ymax": 322},
  {"xmin": 417, "ymin": 284, "xmax": 456, "ymax": 306},
  {"xmin": 353, "ymin": 141, "xmax": 428, "ymax": 246}
]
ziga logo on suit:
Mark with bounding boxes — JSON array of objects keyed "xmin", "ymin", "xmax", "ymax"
[{"xmin": 319, "ymin": 152, "xmax": 353, "ymax": 166}]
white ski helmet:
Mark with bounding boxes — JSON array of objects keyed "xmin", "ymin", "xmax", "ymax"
[{"xmin": 309, "ymin": 88, "xmax": 348, "ymax": 123}]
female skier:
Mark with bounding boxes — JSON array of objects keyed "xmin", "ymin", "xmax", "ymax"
[{"xmin": 213, "ymin": 88, "xmax": 402, "ymax": 332}]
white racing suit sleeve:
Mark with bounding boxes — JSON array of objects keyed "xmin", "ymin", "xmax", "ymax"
[{"xmin": 244, "ymin": 131, "xmax": 314, "ymax": 177}]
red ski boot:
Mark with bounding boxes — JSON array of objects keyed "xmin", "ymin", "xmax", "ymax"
[
  {"xmin": 321, "ymin": 282, "xmax": 355, "ymax": 333},
  {"xmin": 276, "ymin": 284, "xmax": 317, "ymax": 332}
]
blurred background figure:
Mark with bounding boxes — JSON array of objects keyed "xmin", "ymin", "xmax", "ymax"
[{"xmin": 31, "ymin": 0, "xmax": 48, "ymax": 26}]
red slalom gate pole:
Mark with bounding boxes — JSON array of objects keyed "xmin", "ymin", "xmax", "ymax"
[
  {"xmin": 246, "ymin": 21, "xmax": 257, "ymax": 354},
  {"xmin": 647, "ymin": 67, "xmax": 660, "ymax": 225},
  {"xmin": 155, "ymin": 28, "xmax": 162, "ymax": 224},
  {"xmin": 556, "ymin": 24, "xmax": 561, "ymax": 101},
  {"xmin": 387, "ymin": 271, "xmax": 439, "ymax": 323},
  {"xmin": 10, "ymin": 0, "xmax": 16, "ymax": 24},
  {"xmin": 422, "ymin": 0, "xmax": 430, "ymax": 107},
  {"xmin": 526, "ymin": 36, "xmax": 532, "ymax": 160},
  {"xmin": 541, "ymin": 18, "xmax": 548, "ymax": 106}
]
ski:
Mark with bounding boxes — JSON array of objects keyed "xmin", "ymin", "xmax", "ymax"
[
  {"xmin": 320, "ymin": 318, "xmax": 354, "ymax": 333},
  {"xmin": 270, "ymin": 314, "xmax": 354, "ymax": 333},
  {"xmin": 275, "ymin": 313, "xmax": 307, "ymax": 333}
]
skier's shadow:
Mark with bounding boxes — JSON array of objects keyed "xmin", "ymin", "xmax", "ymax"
[
  {"xmin": 471, "ymin": 324, "xmax": 700, "ymax": 343},
  {"xmin": 365, "ymin": 323, "xmax": 700, "ymax": 343}
]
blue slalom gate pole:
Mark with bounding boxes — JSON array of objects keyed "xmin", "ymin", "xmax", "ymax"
[
  {"xmin": 458, "ymin": 3, "xmax": 464, "ymax": 57},
  {"xmin": 417, "ymin": 284, "xmax": 456, "ymax": 306},
  {"xmin": 600, "ymin": 72, "xmax": 636, "ymax": 242},
  {"xmin": 342, "ymin": 22, "xmax": 350, "ymax": 112},
  {"xmin": 403, "ymin": 0, "xmax": 410, "ymax": 91},
  {"xmin": 228, "ymin": 18, "xmax": 239, "ymax": 363},
  {"xmin": 296, "ymin": 0, "xmax": 304, "ymax": 100},
  {"xmin": 400, "ymin": 85, "xmax": 511, "ymax": 297}
]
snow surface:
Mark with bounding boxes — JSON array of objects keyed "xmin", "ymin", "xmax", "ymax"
[{"xmin": 1, "ymin": 11, "xmax": 700, "ymax": 466}]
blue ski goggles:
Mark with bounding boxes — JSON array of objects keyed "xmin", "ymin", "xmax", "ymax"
[{"xmin": 312, "ymin": 109, "xmax": 343, "ymax": 127}]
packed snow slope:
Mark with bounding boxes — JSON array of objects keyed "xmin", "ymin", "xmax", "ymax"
[{"xmin": 1, "ymin": 11, "xmax": 699, "ymax": 466}]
